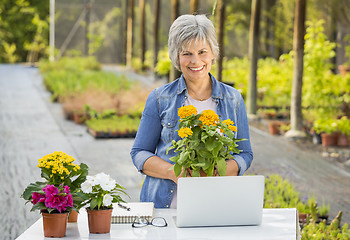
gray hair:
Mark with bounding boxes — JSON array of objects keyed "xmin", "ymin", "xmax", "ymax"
[{"xmin": 168, "ymin": 14, "xmax": 219, "ymax": 71}]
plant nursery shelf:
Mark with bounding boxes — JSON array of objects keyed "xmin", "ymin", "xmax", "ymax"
[{"xmin": 88, "ymin": 128, "xmax": 137, "ymax": 139}]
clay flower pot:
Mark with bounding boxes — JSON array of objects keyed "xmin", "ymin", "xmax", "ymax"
[
  {"xmin": 321, "ymin": 133, "xmax": 338, "ymax": 147},
  {"xmin": 68, "ymin": 210, "xmax": 79, "ymax": 223},
  {"xmin": 268, "ymin": 121, "xmax": 281, "ymax": 135},
  {"xmin": 87, "ymin": 208, "xmax": 113, "ymax": 234},
  {"xmin": 42, "ymin": 212, "xmax": 68, "ymax": 238},
  {"xmin": 337, "ymin": 133, "xmax": 349, "ymax": 147}
]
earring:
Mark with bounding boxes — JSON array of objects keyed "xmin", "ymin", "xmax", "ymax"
[{"xmin": 212, "ymin": 59, "xmax": 215, "ymax": 64}]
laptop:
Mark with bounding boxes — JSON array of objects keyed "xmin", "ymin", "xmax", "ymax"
[{"xmin": 176, "ymin": 175, "xmax": 265, "ymax": 227}]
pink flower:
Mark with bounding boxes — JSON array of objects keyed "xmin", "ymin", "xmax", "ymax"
[
  {"xmin": 42, "ymin": 185, "xmax": 59, "ymax": 197},
  {"xmin": 63, "ymin": 185, "xmax": 70, "ymax": 194},
  {"xmin": 32, "ymin": 192, "xmax": 45, "ymax": 205},
  {"xmin": 39, "ymin": 184, "xmax": 74, "ymax": 213}
]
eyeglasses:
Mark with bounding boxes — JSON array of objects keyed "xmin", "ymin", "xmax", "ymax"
[{"xmin": 132, "ymin": 216, "xmax": 168, "ymax": 228}]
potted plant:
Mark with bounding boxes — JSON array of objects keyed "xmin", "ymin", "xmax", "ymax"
[
  {"xmin": 21, "ymin": 151, "xmax": 89, "ymax": 223},
  {"xmin": 313, "ymin": 118, "xmax": 338, "ymax": 146},
  {"xmin": 79, "ymin": 172, "xmax": 128, "ymax": 234},
  {"xmin": 166, "ymin": 105, "xmax": 246, "ymax": 177},
  {"xmin": 338, "ymin": 35, "xmax": 350, "ymax": 77},
  {"xmin": 23, "ymin": 184, "xmax": 73, "ymax": 237},
  {"xmin": 337, "ymin": 116, "xmax": 350, "ymax": 147}
]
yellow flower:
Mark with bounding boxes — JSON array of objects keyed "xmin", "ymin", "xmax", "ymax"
[
  {"xmin": 178, "ymin": 105, "xmax": 197, "ymax": 119},
  {"xmin": 222, "ymin": 119, "xmax": 237, "ymax": 132},
  {"xmin": 199, "ymin": 110, "xmax": 219, "ymax": 126},
  {"xmin": 228, "ymin": 125, "xmax": 237, "ymax": 132},
  {"xmin": 178, "ymin": 127, "xmax": 193, "ymax": 138},
  {"xmin": 222, "ymin": 119, "xmax": 234, "ymax": 126}
]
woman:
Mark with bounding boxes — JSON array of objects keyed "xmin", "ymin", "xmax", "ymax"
[{"xmin": 130, "ymin": 14, "xmax": 253, "ymax": 208}]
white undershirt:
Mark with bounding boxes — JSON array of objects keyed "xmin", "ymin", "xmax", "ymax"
[{"xmin": 170, "ymin": 95, "xmax": 217, "ymax": 208}]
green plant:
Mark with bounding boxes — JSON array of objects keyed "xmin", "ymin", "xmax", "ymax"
[
  {"xmin": 319, "ymin": 201, "xmax": 330, "ymax": 218},
  {"xmin": 337, "ymin": 116, "xmax": 350, "ymax": 136},
  {"xmin": 313, "ymin": 118, "xmax": 338, "ymax": 135},
  {"xmin": 301, "ymin": 211, "xmax": 350, "ymax": 239},
  {"xmin": 155, "ymin": 48, "xmax": 171, "ymax": 76},
  {"xmin": 23, "ymin": 184, "xmax": 74, "ymax": 214},
  {"xmin": 167, "ymin": 105, "xmax": 246, "ymax": 177},
  {"xmin": 344, "ymin": 34, "xmax": 350, "ymax": 66},
  {"xmin": 86, "ymin": 115, "xmax": 140, "ymax": 134},
  {"xmin": 21, "ymin": 151, "xmax": 89, "ymax": 212},
  {"xmin": 79, "ymin": 172, "xmax": 128, "ymax": 210},
  {"xmin": 263, "ymin": 175, "xmax": 301, "ymax": 209}
]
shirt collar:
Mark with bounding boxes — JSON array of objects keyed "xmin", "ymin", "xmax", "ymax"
[{"xmin": 177, "ymin": 73, "xmax": 223, "ymax": 99}]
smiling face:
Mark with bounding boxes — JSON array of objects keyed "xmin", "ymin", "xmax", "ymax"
[{"xmin": 179, "ymin": 40, "xmax": 214, "ymax": 83}]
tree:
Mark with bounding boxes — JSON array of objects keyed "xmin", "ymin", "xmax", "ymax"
[
  {"xmin": 139, "ymin": 0, "xmax": 146, "ymax": 70},
  {"xmin": 216, "ymin": 0, "xmax": 225, "ymax": 82},
  {"xmin": 247, "ymin": 0, "xmax": 261, "ymax": 117},
  {"xmin": 153, "ymin": 0, "xmax": 160, "ymax": 71},
  {"xmin": 190, "ymin": 0, "xmax": 199, "ymax": 14},
  {"xmin": 126, "ymin": 0, "xmax": 134, "ymax": 68},
  {"xmin": 169, "ymin": 0, "xmax": 181, "ymax": 82},
  {"xmin": 285, "ymin": 0, "xmax": 307, "ymax": 138}
]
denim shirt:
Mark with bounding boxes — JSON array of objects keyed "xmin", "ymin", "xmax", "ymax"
[{"xmin": 130, "ymin": 73, "xmax": 253, "ymax": 208}]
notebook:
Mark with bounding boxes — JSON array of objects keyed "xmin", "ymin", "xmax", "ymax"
[
  {"xmin": 176, "ymin": 175, "xmax": 265, "ymax": 227},
  {"xmin": 111, "ymin": 202, "xmax": 154, "ymax": 224}
]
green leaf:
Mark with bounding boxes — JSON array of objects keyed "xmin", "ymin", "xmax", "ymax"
[
  {"xmin": 90, "ymin": 198, "xmax": 98, "ymax": 210},
  {"xmin": 174, "ymin": 163, "xmax": 182, "ymax": 177},
  {"xmin": 166, "ymin": 145, "xmax": 175, "ymax": 155},
  {"xmin": 178, "ymin": 151, "xmax": 190, "ymax": 165},
  {"xmin": 191, "ymin": 169, "xmax": 200, "ymax": 177},
  {"xmin": 216, "ymin": 158, "xmax": 227, "ymax": 176},
  {"xmin": 206, "ymin": 163, "xmax": 215, "ymax": 176},
  {"xmin": 197, "ymin": 149, "xmax": 212, "ymax": 158},
  {"xmin": 169, "ymin": 155, "xmax": 179, "ymax": 163},
  {"xmin": 31, "ymin": 202, "xmax": 46, "ymax": 212},
  {"xmin": 225, "ymin": 130, "xmax": 234, "ymax": 139},
  {"xmin": 212, "ymin": 141, "xmax": 223, "ymax": 157},
  {"xmin": 21, "ymin": 181, "xmax": 47, "ymax": 200}
]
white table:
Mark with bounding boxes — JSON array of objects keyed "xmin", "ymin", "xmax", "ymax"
[{"xmin": 16, "ymin": 208, "xmax": 300, "ymax": 240}]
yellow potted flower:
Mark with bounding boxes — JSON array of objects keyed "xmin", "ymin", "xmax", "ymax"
[
  {"xmin": 22, "ymin": 151, "xmax": 89, "ymax": 222},
  {"xmin": 167, "ymin": 105, "xmax": 246, "ymax": 177}
]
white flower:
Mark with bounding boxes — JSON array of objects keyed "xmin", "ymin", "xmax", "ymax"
[
  {"xmin": 95, "ymin": 172, "xmax": 116, "ymax": 191},
  {"xmin": 86, "ymin": 175, "xmax": 97, "ymax": 186},
  {"xmin": 81, "ymin": 181, "xmax": 92, "ymax": 193},
  {"xmin": 103, "ymin": 194, "xmax": 113, "ymax": 207}
]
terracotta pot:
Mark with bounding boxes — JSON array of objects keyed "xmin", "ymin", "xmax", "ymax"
[
  {"xmin": 42, "ymin": 212, "xmax": 68, "ymax": 238},
  {"xmin": 68, "ymin": 210, "xmax": 78, "ymax": 223},
  {"xmin": 298, "ymin": 213, "xmax": 309, "ymax": 225},
  {"xmin": 268, "ymin": 121, "xmax": 281, "ymax": 135},
  {"xmin": 87, "ymin": 208, "xmax": 113, "ymax": 234},
  {"xmin": 321, "ymin": 133, "xmax": 338, "ymax": 147},
  {"xmin": 338, "ymin": 133, "xmax": 349, "ymax": 147}
]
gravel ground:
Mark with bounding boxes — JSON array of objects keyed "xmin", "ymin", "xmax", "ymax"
[{"xmin": 1, "ymin": 64, "xmax": 349, "ymax": 240}]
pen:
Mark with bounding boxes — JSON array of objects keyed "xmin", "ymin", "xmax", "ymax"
[{"xmin": 118, "ymin": 203, "xmax": 131, "ymax": 211}]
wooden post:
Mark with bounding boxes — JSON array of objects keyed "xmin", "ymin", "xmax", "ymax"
[
  {"xmin": 247, "ymin": 0, "xmax": 261, "ymax": 117},
  {"xmin": 49, "ymin": 0, "xmax": 55, "ymax": 62},
  {"xmin": 126, "ymin": 0, "xmax": 134, "ymax": 68},
  {"xmin": 170, "ymin": 0, "xmax": 181, "ymax": 82},
  {"xmin": 190, "ymin": 0, "xmax": 199, "ymax": 14},
  {"xmin": 216, "ymin": 0, "xmax": 225, "ymax": 82},
  {"xmin": 85, "ymin": 0, "xmax": 91, "ymax": 56},
  {"xmin": 153, "ymin": 0, "xmax": 160, "ymax": 72},
  {"xmin": 140, "ymin": 0, "xmax": 146, "ymax": 70},
  {"xmin": 285, "ymin": 0, "xmax": 307, "ymax": 138}
]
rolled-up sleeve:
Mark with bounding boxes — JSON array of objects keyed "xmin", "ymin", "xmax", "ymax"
[
  {"xmin": 130, "ymin": 89, "xmax": 162, "ymax": 172},
  {"xmin": 234, "ymin": 95, "xmax": 253, "ymax": 176}
]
